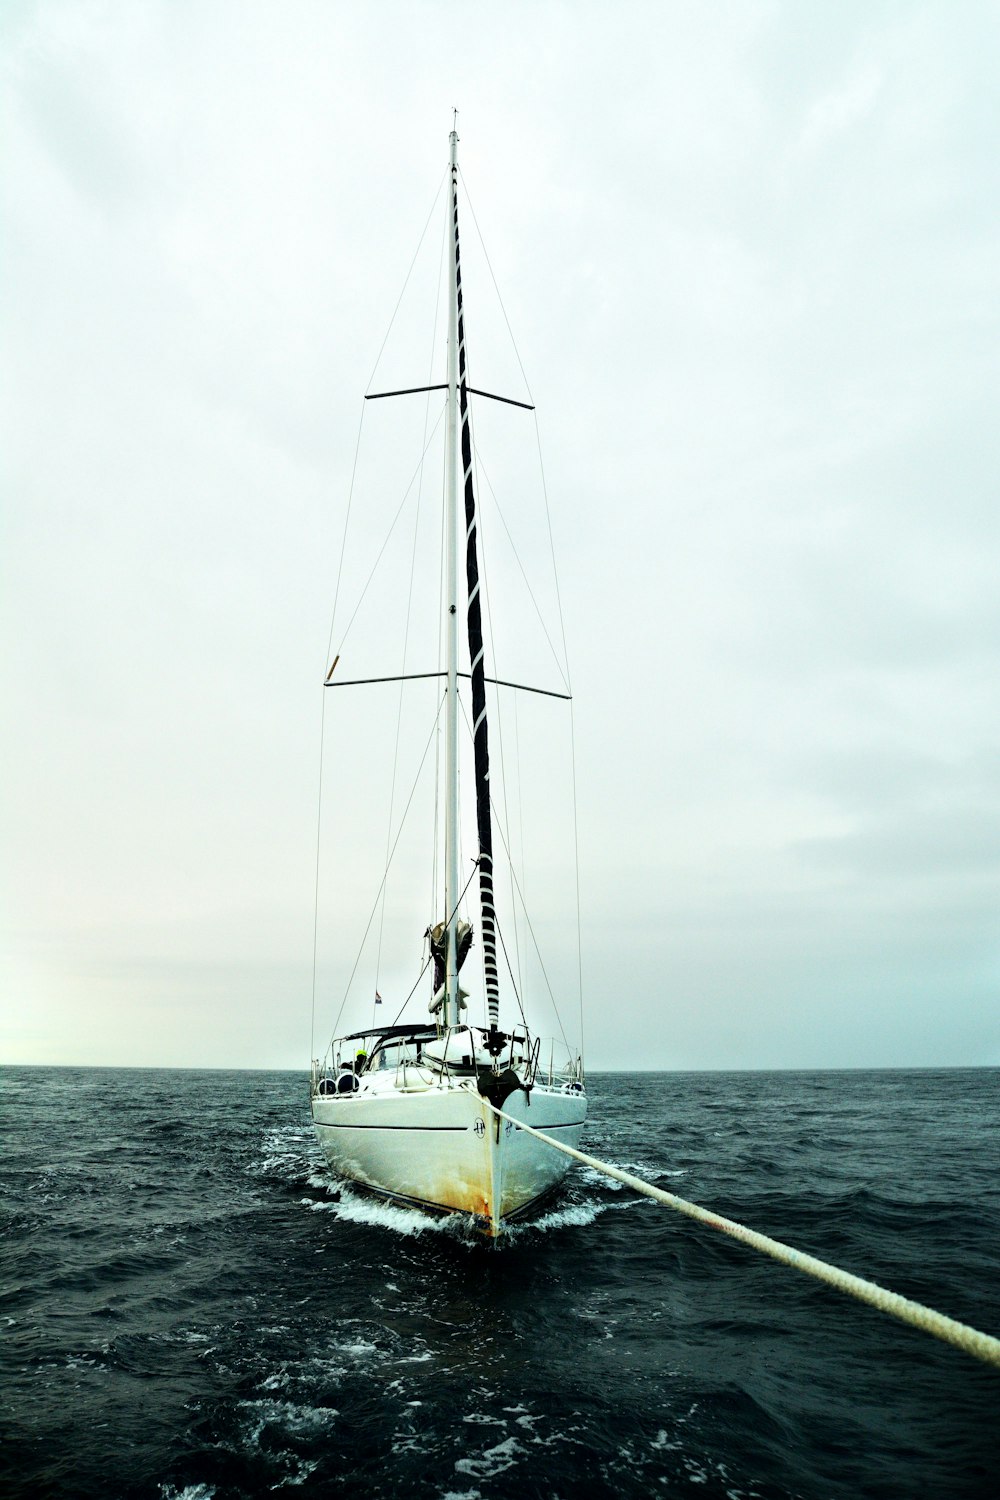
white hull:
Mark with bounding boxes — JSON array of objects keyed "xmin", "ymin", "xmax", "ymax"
[{"xmin": 311, "ymin": 1078, "xmax": 586, "ymax": 1235}]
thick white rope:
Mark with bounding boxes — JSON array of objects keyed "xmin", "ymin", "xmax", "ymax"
[{"xmin": 489, "ymin": 1105, "xmax": 1000, "ymax": 1370}]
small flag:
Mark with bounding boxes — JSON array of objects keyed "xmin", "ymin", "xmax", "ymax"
[{"xmin": 375, "ymin": 990, "xmax": 382, "ymax": 1005}]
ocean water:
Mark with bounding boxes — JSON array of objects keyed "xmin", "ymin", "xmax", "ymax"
[{"xmin": 2, "ymin": 1066, "xmax": 998, "ymax": 1499}]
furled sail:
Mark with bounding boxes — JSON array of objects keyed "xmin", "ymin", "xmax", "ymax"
[
  {"xmin": 450, "ymin": 164, "xmax": 501, "ymax": 1031},
  {"xmin": 427, "ymin": 919, "xmax": 472, "ymax": 1015}
]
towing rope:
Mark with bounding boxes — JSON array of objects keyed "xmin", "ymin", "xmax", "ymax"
[{"xmin": 487, "ymin": 1104, "xmax": 1000, "ymax": 1370}]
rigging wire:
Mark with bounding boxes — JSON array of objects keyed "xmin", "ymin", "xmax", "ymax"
[
  {"xmin": 532, "ymin": 414, "xmax": 573, "ymax": 690},
  {"xmin": 463, "ymin": 358, "xmax": 520, "ymax": 1018},
  {"xmin": 472, "ymin": 453, "xmax": 570, "ymax": 694},
  {"xmin": 324, "ymin": 403, "xmax": 368, "ymax": 672},
  {"xmin": 325, "ymin": 172, "xmax": 448, "ymax": 673},
  {"xmin": 373, "ymin": 196, "xmax": 449, "ymax": 1024},
  {"xmin": 469, "ymin": 436, "xmax": 525, "ymax": 1003},
  {"xmin": 309, "ymin": 695, "xmax": 327, "ymax": 1066},
  {"xmin": 454, "ymin": 214, "xmax": 579, "ymax": 1044},
  {"xmin": 332, "ymin": 406, "xmax": 446, "ymax": 660},
  {"xmin": 323, "ymin": 175, "xmax": 447, "ymax": 685},
  {"xmin": 457, "ymin": 284, "xmax": 558, "ymax": 1004},
  {"xmin": 456, "ymin": 171, "xmax": 583, "ymax": 1046},
  {"xmin": 387, "ymin": 954, "xmax": 432, "ymax": 1028},
  {"xmin": 313, "ymin": 393, "xmax": 369, "ymax": 1062},
  {"xmin": 568, "ymin": 700, "xmax": 585, "ymax": 1063},
  {"xmin": 446, "ymin": 189, "xmax": 577, "ymax": 1051},
  {"xmin": 497, "ymin": 813, "xmax": 572, "ymax": 1059},
  {"xmin": 494, "ymin": 908, "xmax": 529, "ymax": 1035},
  {"xmin": 531, "ymin": 406, "xmax": 586, "ymax": 1056},
  {"xmin": 457, "ymin": 168, "xmax": 535, "ymax": 406},
  {"xmin": 512, "ymin": 690, "xmax": 527, "ymax": 994},
  {"xmin": 491, "ymin": 680, "xmax": 525, "ymax": 1005},
  {"xmin": 326, "ymin": 694, "xmax": 446, "ymax": 1049},
  {"xmin": 362, "ymin": 173, "xmax": 448, "ymax": 397},
  {"xmin": 458, "ymin": 695, "xmax": 572, "ymax": 1058}
]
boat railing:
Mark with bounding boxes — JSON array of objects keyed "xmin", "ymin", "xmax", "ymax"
[
  {"xmin": 531, "ymin": 1039, "xmax": 585, "ymax": 1089},
  {"xmin": 312, "ymin": 1030, "xmax": 583, "ymax": 1094}
]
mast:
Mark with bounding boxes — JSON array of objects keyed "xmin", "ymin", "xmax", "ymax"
[{"xmin": 442, "ymin": 126, "xmax": 461, "ymax": 1030}]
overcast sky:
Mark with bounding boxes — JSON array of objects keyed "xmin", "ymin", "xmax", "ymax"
[{"xmin": 3, "ymin": 0, "xmax": 998, "ymax": 1071}]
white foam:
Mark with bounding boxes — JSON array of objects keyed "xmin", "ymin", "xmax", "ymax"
[
  {"xmin": 231, "ymin": 1388, "xmax": 337, "ymax": 1489},
  {"xmin": 502, "ymin": 1199, "xmax": 604, "ymax": 1239},
  {"xmin": 238, "ymin": 1398, "xmax": 339, "ymax": 1446},
  {"xmin": 462, "ymin": 1411, "xmax": 507, "ymax": 1428},
  {"xmin": 64, "ymin": 1354, "xmax": 108, "ymax": 1374},
  {"xmin": 303, "ymin": 1165, "xmax": 653, "ymax": 1242},
  {"xmin": 159, "ymin": 1487, "xmax": 216, "ymax": 1500},
  {"xmin": 454, "ymin": 1436, "xmax": 525, "ymax": 1479},
  {"xmin": 330, "ymin": 1339, "xmax": 381, "ymax": 1369},
  {"xmin": 578, "ymin": 1165, "xmax": 626, "ymax": 1191},
  {"xmin": 304, "ymin": 1184, "xmax": 462, "ymax": 1238},
  {"xmin": 262, "ymin": 1342, "xmax": 381, "ymax": 1397}
]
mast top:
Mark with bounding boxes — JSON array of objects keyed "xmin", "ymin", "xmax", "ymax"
[{"xmin": 450, "ymin": 110, "xmax": 459, "ymax": 165}]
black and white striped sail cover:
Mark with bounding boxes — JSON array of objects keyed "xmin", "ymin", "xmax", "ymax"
[{"xmin": 451, "ymin": 161, "xmax": 500, "ymax": 1030}]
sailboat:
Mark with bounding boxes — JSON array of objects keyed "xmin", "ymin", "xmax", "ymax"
[{"xmin": 310, "ymin": 126, "xmax": 587, "ymax": 1236}]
